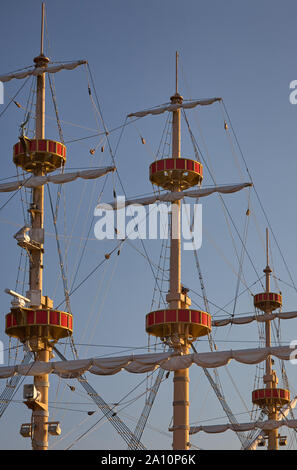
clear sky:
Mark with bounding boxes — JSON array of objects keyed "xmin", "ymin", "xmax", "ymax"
[{"xmin": 1, "ymin": 0, "xmax": 297, "ymax": 450}]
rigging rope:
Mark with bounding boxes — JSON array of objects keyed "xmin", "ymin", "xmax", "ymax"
[
  {"xmin": 232, "ymin": 191, "xmax": 251, "ymax": 317},
  {"xmin": 183, "ymin": 109, "xmax": 263, "ymax": 291},
  {"xmin": 0, "ymin": 77, "xmax": 31, "ymax": 119},
  {"xmin": 221, "ymin": 100, "xmax": 297, "ymax": 294},
  {"xmin": 59, "ymin": 361, "xmax": 157, "ymax": 450}
]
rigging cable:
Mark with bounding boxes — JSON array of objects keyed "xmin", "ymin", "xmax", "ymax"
[
  {"xmin": 0, "ymin": 174, "xmax": 35, "ymax": 213},
  {"xmin": 221, "ymin": 100, "xmax": 297, "ymax": 294},
  {"xmin": 182, "ymin": 109, "xmax": 263, "ymax": 290},
  {"xmin": 0, "ymin": 76, "xmax": 31, "ymax": 119},
  {"xmin": 86, "ymin": 64, "xmax": 167, "ymax": 306},
  {"xmin": 61, "ymin": 367, "xmax": 159, "ymax": 450},
  {"xmin": 69, "ymin": 173, "xmax": 108, "ymax": 293}
]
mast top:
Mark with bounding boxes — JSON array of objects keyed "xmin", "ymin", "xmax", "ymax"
[
  {"xmin": 170, "ymin": 51, "xmax": 183, "ymax": 104},
  {"xmin": 264, "ymin": 227, "xmax": 272, "ymax": 292},
  {"xmin": 40, "ymin": 2, "xmax": 45, "ymax": 56},
  {"xmin": 266, "ymin": 227, "xmax": 270, "ymax": 267},
  {"xmin": 175, "ymin": 51, "xmax": 178, "ymax": 94}
]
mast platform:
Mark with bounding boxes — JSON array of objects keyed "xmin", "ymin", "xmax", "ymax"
[
  {"xmin": 252, "ymin": 388, "xmax": 290, "ymax": 409},
  {"xmin": 146, "ymin": 308, "xmax": 211, "ymax": 340},
  {"xmin": 146, "ymin": 309, "xmax": 211, "ymax": 340},
  {"xmin": 149, "ymin": 158, "xmax": 203, "ymax": 190},
  {"xmin": 254, "ymin": 292, "xmax": 282, "ymax": 312}
]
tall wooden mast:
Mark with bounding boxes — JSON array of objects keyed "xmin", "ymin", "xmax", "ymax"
[
  {"xmin": 263, "ymin": 229, "xmax": 278, "ymax": 450},
  {"xmin": 252, "ymin": 228, "xmax": 290, "ymax": 449},
  {"xmin": 5, "ymin": 2, "xmax": 73, "ymax": 449},
  {"xmin": 169, "ymin": 52, "xmax": 189, "ymax": 451},
  {"xmin": 146, "ymin": 52, "xmax": 212, "ymax": 450},
  {"xmin": 30, "ymin": 2, "xmax": 49, "ymax": 450}
]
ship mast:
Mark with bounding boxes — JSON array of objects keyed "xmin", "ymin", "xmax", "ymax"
[
  {"xmin": 146, "ymin": 52, "xmax": 212, "ymax": 450},
  {"xmin": 29, "ymin": 2, "xmax": 49, "ymax": 450},
  {"xmin": 263, "ymin": 229, "xmax": 278, "ymax": 450},
  {"xmin": 251, "ymin": 228, "xmax": 290, "ymax": 450},
  {"xmin": 30, "ymin": 3, "xmax": 47, "ymax": 298},
  {"xmin": 4, "ymin": 2, "xmax": 73, "ymax": 449},
  {"xmin": 0, "ymin": 2, "xmax": 125, "ymax": 450}
]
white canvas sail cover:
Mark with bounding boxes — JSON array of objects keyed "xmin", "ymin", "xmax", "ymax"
[
  {"xmin": 96, "ymin": 183, "xmax": 252, "ymax": 210},
  {"xmin": 212, "ymin": 310, "xmax": 297, "ymax": 327},
  {"xmin": 189, "ymin": 418, "xmax": 297, "ymax": 435},
  {"xmin": 0, "ymin": 345, "xmax": 293, "ymax": 379},
  {"xmin": 0, "ymin": 60, "xmax": 87, "ymax": 83},
  {"xmin": 127, "ymin": 98, "xmax": 222, "ymax": 118},
  {"xmin": 0, "ymin": 167, "xmax": 115, "ymax": 193}
]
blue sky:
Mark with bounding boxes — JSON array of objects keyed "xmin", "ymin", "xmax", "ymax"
[{"xmin": 1, "ymin": 0, "xmax": 297, "ymax": 450}]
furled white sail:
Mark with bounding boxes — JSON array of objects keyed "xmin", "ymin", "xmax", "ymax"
[
  {"xmin": 183, "ymin": 183, "xmax": 252, "ymax": 198},
  {"xmin": 212, "ymin": 311, "xmax": 297, "ymax": 327},
  {"xmin": 97, "ymin": 191, "xmax": 183, "ymax": 210},
  {"xmin": 127, "ymin": 98, "xmax": 222, "ymax": 118},
  {"xmin": 96, "ymin": 183, "xmax": 252, "ymax": 210},
  {"xmin": 189, "ymin": 418, "xmax": 297, "ymax": 435},
  {"xmin": 0, "ymin": 345, "xmax": 293, "ymax": 379},
  {"xmin": 0, "ymin": 167, "xmax": 115, "ymax": 193},
  {"xmin": 0, "ymin": 60, "xmax": 87, "ymax": 83}
]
